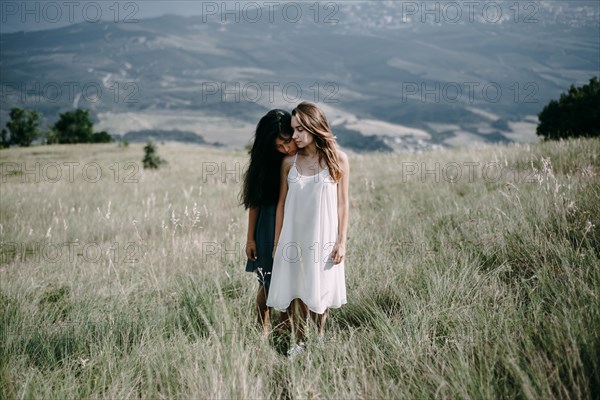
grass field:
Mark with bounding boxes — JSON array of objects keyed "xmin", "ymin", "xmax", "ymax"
[{"xmin": 1, "ymin": 138, "xmax": 599, "ymax": 399}]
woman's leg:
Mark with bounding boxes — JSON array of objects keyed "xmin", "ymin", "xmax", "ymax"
[
  {"xmin": 310, "ymin": 309, "xmax": 328, "ymax": 337},
  {"xmin": 256, "ymin": 284, "xmax": 270, "ymax": 336},
  {"xmin": 290, "ymin": 298, "xmax": 309, "ymax": 344},
  {"xmin": 276, "ymin": 310, "xmax": 291, "ymax": 334}
]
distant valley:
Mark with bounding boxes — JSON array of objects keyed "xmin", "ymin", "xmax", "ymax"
[{"xmin": 1, "ymin": 1, "xmax": 598, "ymax": 151}]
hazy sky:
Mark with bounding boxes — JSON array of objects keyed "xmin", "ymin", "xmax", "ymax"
[
  {"xmin": 3, "ymin": 0, "xmax": 600, "ymax": 33},
  {"xmin": 0, "ymin": 0, "xmax": 322, "ymax": 32}
]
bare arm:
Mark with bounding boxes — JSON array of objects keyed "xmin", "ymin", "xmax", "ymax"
[
  {"xmin": 245, "ymin": 207, "xmax": 259, "ymax": 261},
  {"xmin": 332, "ymin": 151, "xmax": 350, "ymax": 264},
  {"xmin": 273, "ymin": 156, "xmax": 293, "ymax": 257}
]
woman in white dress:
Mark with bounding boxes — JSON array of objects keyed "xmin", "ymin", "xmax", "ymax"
[{"xmin": 267, "ymin": 102, "xmax": 350, "ymax": 356}]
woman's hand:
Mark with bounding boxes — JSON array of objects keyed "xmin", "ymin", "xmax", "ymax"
[
  {"xmin": 246, "ymin": 240, "xmax": 257, "ymax": 261},
  {"xmin": 332, "ymin": 242, "xmax": 346, "ymax": 265}
]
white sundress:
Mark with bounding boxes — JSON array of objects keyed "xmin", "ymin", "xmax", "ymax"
[{"xmin": 266, "ymin": 153, "xmax": 347, "ymax": 314}]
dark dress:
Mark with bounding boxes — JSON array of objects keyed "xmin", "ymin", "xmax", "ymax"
[{"xmin": 245, "ymin": 204, "xmax": 276, "ymax": 289}]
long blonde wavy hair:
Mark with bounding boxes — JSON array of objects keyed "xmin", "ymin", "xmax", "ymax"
[{"xmin": 292, "ymin": 102, "xmax": 342, "ymax": 182}]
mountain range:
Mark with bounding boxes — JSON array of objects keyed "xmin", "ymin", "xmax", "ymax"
[{"xmin": 1, "ymin": 0, "xmax": 598, "ymax": 151}]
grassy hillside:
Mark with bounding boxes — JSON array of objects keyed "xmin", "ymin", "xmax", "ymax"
[{"xmin": 1, "ymin": 139, "xmax": 599, "ymax": 399}]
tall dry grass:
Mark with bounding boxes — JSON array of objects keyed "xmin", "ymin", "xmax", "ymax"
[{"xmin": 1, "ymin": 138, "xmax": 599, "ymax": 398}]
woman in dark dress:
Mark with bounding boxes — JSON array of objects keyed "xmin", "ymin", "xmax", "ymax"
[{"xmin": 241, "ymin": 109, "xmax": 297, "ymax": 336}]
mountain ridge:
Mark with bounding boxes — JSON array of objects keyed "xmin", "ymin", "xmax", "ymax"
[{"xmin": 1, "ymin": 2, "xmax": 598, "ymax": 151}]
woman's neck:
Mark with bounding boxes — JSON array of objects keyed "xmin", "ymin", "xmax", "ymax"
[{"xmin": 301, "ymin": 143, "xmax": 318, "ymax": 157}]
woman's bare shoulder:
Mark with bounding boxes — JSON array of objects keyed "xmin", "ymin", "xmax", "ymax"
[
  {"xmin": 280, "ymin": 154, "xmax": 296, "ymax": 171},
  {"xmin": 336, "ymin": 149, "xmax": 349, "ymax": 166},
  {"xmin": 282, "ymin": 154, "xmax": 296, "ymax": 165}
]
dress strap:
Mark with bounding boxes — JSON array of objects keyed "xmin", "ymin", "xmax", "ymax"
[{"xmin": 293, "ymin": 152, "xmax": 298, "ymax": 164}]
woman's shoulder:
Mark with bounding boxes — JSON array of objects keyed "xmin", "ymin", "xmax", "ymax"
[
  {"xmin": 280, "ymin": 154, "xmax": 296, "ymax": 172},
  {"xmin": 336, "ymin": 149, "xmax": 348, "ymax": 159},
  {"xmin": 336, "ymin": 149, "xmax": 349, "ymax": 166},
  {"xmin": 282, "ymin": 154, "xmax": 296, "ymax": 165}
]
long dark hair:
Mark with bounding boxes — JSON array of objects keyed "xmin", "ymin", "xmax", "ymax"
[{"xmin": 241, "ymin": 109, "xmax": 293, "ymax": 209}]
